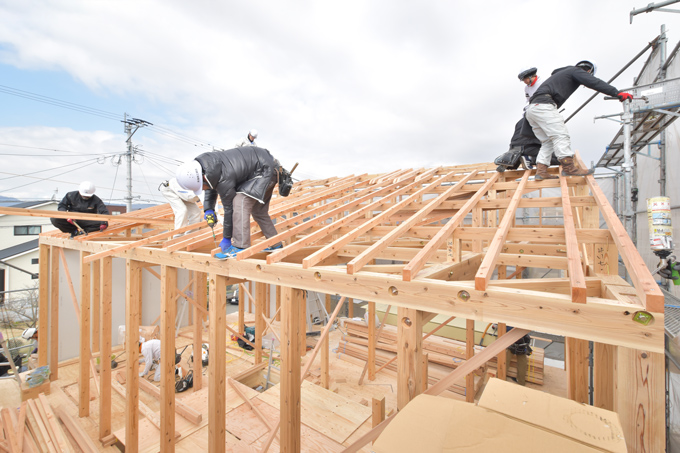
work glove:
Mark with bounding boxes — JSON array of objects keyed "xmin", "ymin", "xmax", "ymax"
[
  {"xmin": 204, "ymin": 209, "xmax": 217, "ymax": 227},
  {"xmin": 67, "ymin": 219, "xmax": 74, "ymax": 225},
  {"xmin": 617, "ymin": 92, "xmax": 633, "ymax": 102},
  {"xmin": 219, "ymin": 238, "xmax": 231, "ymax": 252},
  {"xmin": 659, "ymin": 260, "xmax": 680, "ymax": 280},
  {"xmin": 100, "ymin": 224, "xmax": 108, "ymax": 232}
]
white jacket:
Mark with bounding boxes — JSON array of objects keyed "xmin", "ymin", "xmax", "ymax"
[
  {"xmin": 140, "ymin": 339, "xmax": 161, "ymax": 376},
  {"xmin": 525, "ymin": 76, "xmax": 544, "ymax": 104},
  {"xmin": 168, "ymin": 177, "xmax": 200, "ymax": 203},
  {"xmin": 235, "ymin": 137, "xmax": 257, "ymax": 147}
]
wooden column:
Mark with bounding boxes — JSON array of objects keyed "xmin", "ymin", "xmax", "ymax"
[
  {"xmin": 299, "ymin": 290, "xmax": 306, "ymax": 358},
  {"xmin": 238, "ymin": 283, "xmax": 245, "ymax": 335},
  {"xmin": 421, "ymin": 353, "xmax": 429, "ymax": 390},
  {"xmin": 38, "ymin": 244, "xmax": 49, "ymax": 367},
  {"xmin": 265, "ymin": 284, "xmax": 271, "ymax": 318},
  {"xmin": 594, "ymin": 343, "xmax": 615, "ymax": 410},
  {"xmin": 161, "ymin": 265, "xmax": 177, "ymax": 452},
  {"xmin": 368, "ymin": 302, "xmax": 376, "ymax": 380},
  {"xmin": 496, "ymin": 323, "xmax": 507, "ymax": 380},
  {"xmin": 125, "ymin": 259, "xmax": 142, "ymax": 451},
  {"xmin": 325, "ymin": 294, "xmax": 331, "ymax": 313},
  {"xmin": 193, "ymin": 272, "xmax": 207, "ymax": 391},
  {"xmin": 99, "ymin": 257, "xmax": 112, "ymax": 440},
  {"xmin": 372, "ymin": 397, "xmax": 385, "ymax": 428},
  {"xmin": 208, "ymin": 274, "xmax": 227, "ymax": 453},
  {"xmin": 276, "ymin": 285, "xmax": 282, "ymax": 322},
  {"xmin": 79, "ymin": 251, "xmax": 91, "ymax": 418},
  {"xmin": 49, "ymin": 246, "xmax": 60, "ymax": 380},
  {"xmin": 347, "ymin": 297, "xmax": 354, "ymax": 318},
  {"xmin": 465, "ymin": 319, "xmax": 475, "ymax": 402},
  {"xmin": 92, "ymin": 260, "xmax": 101, "ymax": 354},
  {"xmin": 615, "ymin": 348, "xmax": 665, "ymax": 452},
  {"xmin": 397, "ymin": 307, "xmax": 423, "ymax": 410},
  {"xmin": 566, "ymin": 337, "xmax": 589, "ymax": 404},
  {"xmin": 320, "ymin": 331, "xmax": 330, "ymax": 389},
  {"xmin": 281, "ymin": 286, "xmax": 303, "ymax": 452},
  {"xmin": 255, "ymin": 282, "xmax": 266, "ymax": 364}
]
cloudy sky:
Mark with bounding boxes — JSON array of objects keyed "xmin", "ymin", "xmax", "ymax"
[{"xmin": 0, "ymin": 1, "xmax": 672, "ymax": 205}]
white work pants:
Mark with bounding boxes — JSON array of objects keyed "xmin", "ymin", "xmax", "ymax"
[
  {"xmin": 160, "ymin": 185, "xmax": 201, "ymax": 232},
  {"xmin": 525, "ymin": 103, "xmax": 573, "ymax": 166}
]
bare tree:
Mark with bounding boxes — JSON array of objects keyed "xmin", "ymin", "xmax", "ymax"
[{"xmin": 0, "ymin": 282, "xmax": 39, "ymax": 329}]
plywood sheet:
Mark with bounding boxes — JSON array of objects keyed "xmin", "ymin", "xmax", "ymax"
[{"xmin": 256, "ymin": 380, "xmax": 371, "ymax": 444}]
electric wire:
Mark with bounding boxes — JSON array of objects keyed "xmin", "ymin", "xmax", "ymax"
[
  {"xmin": 0, "ymin": 156, "xmax": 113, "ymax": 181},
  {"xmin": 0, "ymin": 142, "xmax": 114, "ymax": 155}
]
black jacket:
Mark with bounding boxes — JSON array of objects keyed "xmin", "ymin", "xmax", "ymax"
[
  {"xmin": 529, "ymin": 66, "xmax": 619, "ymax": 108},
  {"xmin": 195, "ymin": 147, "xmax": 277, "ymax": 237},
  {"xmin": 58, "ymin": 191, "xmax": 109, "ymax": 226}
]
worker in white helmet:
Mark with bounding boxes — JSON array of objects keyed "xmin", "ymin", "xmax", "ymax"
[
  {"xmin": 50, "ymin": 181, "xmax": 110, "ymax": 237},
  {"xmin": 158, "ymin": 177, "xmax": 202, "ymax": 234},
  {"xmin": 139, "ymin": 338, "xmax": 162, "ymax": 382},
  {"xmin": 235, "ymin": 129, "xmax": 258, "ymax": 147},
  {"xmin": 22, "ymin": 327, "xmax": 38, "ymax": 354}
]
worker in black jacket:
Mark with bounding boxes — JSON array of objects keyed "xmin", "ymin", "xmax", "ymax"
[
  {"xmin": 50, "ymin": 181, "xmax": 109, "ymax": 237},
  {"xmin": 525, "ymin": 60, "xmax": 633, "ymax": 180},
  {"xmin": 176, "ymin": 147, "xmax": 282, "ymax": 259}
]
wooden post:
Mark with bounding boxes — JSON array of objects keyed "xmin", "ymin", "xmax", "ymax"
[
  {"xmin": 615, "ymin": 348, "xmax": 665, "ymax": 452},
  {"xmin": 372, "ymin": 396, "xmax": 385, "ymax": 429},
  {"xmin": 99, "ymin": 257, "xmax": 112, "ymax": 440},
  {"xmin": 320, "ymin": 330, "xmax": 330, "ymax": 389},
  {"xmin": 92, "ymin": 259, "xmax": 101, "ymax": 354},
  {"xmin": 368, "ymin": 302, "xmax": 376, "ymax": 380},
  {"xmin": 266, "ymin": 284, "xmax": 271, "ymax": 318},
  {"xmin": 79, "ymin": 251, "xmax": 91, "ymax": 418},
  {"xmin": 193, "ymin": 272, "xmax": 207, "ymax": 391},
  {"xmin": 421, "ymin": 353, "xmax": 429, "ymax": 390},
  {"xmin": 276, "ymin": 285, "xmax": 282, "ymax": 322},
  {"xmin": 49, "ymin": 246, "xmax": 60, "ymax": 380},
  {"xmin": 125, "ymin": 259, "xmax": 142, "ymax": 451},
  {"xmin": 299, "ymin": 290, "xmax": 307, "ymax": 358},
  {"xmin": 594, "ymin": 343, "xmax": 615, "ymax": 411},
  {"xmin": 38, "ymin": 244, "xmax": 49, "ymax": 367},
  {"xmin": 161, "ymin": 265, "xmax": 177, "ymax": 452},
  {"xmin": 281, "ymin": 286, "xmax": 303, "ymax": 452},
  {"xmin": 397, "ymin": 307, "xmax": 423, "ymax": 410},
  {"xmin": 238, "ymin": 283, "xmax": 245, "ymax": 335},
  {"xmin": 208, "ymin": 274, "xmax": 227, "ymax": 453},
  {"xmin": 256, "ymin": 282, "xmax": 266, "ymax": 364},
  {"xmin": 325, "ymin": 293, "xmax": 331, "ymax": 313},
  {"xmin": 347, "ymin": 297, "xmax": 354, "ymax": 318},
  {"xmin": 566, "ymin": 337, "xmax": 589, "ymax": 404},
  {"xmin": 496, "ymin": 323, "xmax": 507, "ymax": 380},
  {"xmin": 465, "ymin": 319, "xmax": 475, "ymax": 403}
]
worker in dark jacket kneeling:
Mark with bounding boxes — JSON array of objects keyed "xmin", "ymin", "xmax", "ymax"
[
  {"xmin": 176, "ymin": 147, "xmax": 283, "ymax": 259},
  {"xmin": 50, "ymin": 181, "xmax": 109, "ymax": 237}
]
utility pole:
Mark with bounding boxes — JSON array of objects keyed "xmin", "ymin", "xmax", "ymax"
[{"xmin": 122, "ymin": 113, "xmax": 152, "ymax": 212}]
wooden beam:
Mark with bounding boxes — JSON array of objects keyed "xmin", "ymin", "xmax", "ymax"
[
  {"xmin": 496, "ymin": 323, "xmax": 507, "ymax": 380},
  {"xmin": 403, "ymin": 172, "xmax": 500, "ymax": 281},
  {"xmin": 566, "ymin": 337, "xmax": 589, "ymax": 403},
  {"xmin": 372, "ymin": 397, "xmax": 385, "ymax": 429},
  {"xmin": 301, "ymin": 297, "xmax": 346, "ymax": 381},
  {"xmin": 49, "ymin": 246, "xmax": 60, "ymax": 380},
  {"xmin": 397, "ymin": 307, "xmax": 424, "ymax": 410},
  {"xmin": 208, "ymin": 274, "xmax": 227, "ymax": 453},
  {"xmin": 320, "ymin": 330, "xmax": 330, "ymax": 389},
  {"xmin": 281, "ymin": 286, "xmax": 303, "ymax": 452},
  {"xmin": 368, "ymin": 302, "xmax": 376, "ymax": 381},
  {"xmin": 79, "ymin": 251, "xmax": 91, "ymax": 418},
  {"xmin": 125, "ymin": 259, "xmax": 142, "ymax": 452},
  {"xmin": 161, "ymin": 265, "xmax": 177, "ymax": 452},
  {"xmin": 91, "ymin": 260, "xmax": 101, "ymax": 355},
  {"xmin": 99, "ymin": 256, "xmax": 112, "ymax": 440},
  {"xmin": 0, "ymin": 206, "xmax": 174, "ymax": 224},
  {"xmin": 559, "ymin": 175, "xmax": 587, "ymax": 303},
  {"xmin": 193, "ymin": 272, "xmax": 207, "ymax": 391},
  {"xmin": 256, "ymin": 282, "xmax": 266, "ymax": 364},
  {"xmin": 465, "ymin": 319, "xmax": 475, "ymax": 402},
  {"xmin": 38, "ymin": 244, "xmax": 49, "ymax": 368},
  {"xmin": 475, "ymin": 171, "xmax": 530, "ymax": 290},
  {"xmin": 594, "ymin": 343, "xmax": 615, "ymax": 411}
]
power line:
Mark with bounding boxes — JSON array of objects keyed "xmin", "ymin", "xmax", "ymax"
[
  {"xmin": 0, "ymin": 160, "xmax": 102, "ymax": 194},
  {"xmin": 0, "ymin": 157, "xmax": 107, "ymax": 181}
]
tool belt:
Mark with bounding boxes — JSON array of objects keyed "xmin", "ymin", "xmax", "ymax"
[{"xmin": 530, "ymin": 93, "xmax": 556, "ymax": 106}]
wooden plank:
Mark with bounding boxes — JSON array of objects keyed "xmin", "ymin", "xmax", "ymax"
[
  {"xmin": 368, "ymin": 302, "xmax": 376, "ymax": 381},
  {"xmin": 372, "ymin": 397, "xmax": 386, "ymax": 429},
  {"xmin": 594, "ymin": 343, "xmax": 615, "ymax": 411},
  {"xmin": 53, "ymin": 405, "xmax": 99, "ymax": 453},
  {"xmin": 359, "ymin": 304, "xmax": 392, "ymax": 384},
  {"xmin": 37, "ymin": 394, "xmax": 72, "ymax": 453},
  {"xmin": 99, "ymin": 256, "xmax": 112, "ymax": 440},
  {"xmin": 91, "ymin": 260, "xmax": 101, "ymax": 354},
  {"xmin": 397, "ymin": 307, "xmax": 423, "ymax": 410},
  {"xmin": 0, "ymin": 409, "xmax": 20, "ymax": 453},
  {"xmin": 16, "ymin": 402, "xmax": 26, "ymax": 453},
  {"xmin": 208, "ymin": 274, "xmax": 226, "ymax": 453},
  {"xmin": 320, "ymin": 330, "xmax": 330, "ymax": 389},
  {"xmin": 26, "ymin": 399, "xmax": 56, "ymax": 453},
  {"xmin": 256, "ymin": 282, "xmax": 266, "ymax": 364},
  {"xmin": 281, "ymin": 286, "xmax": 303, "ymax": 452},
  {"xmin": 575, "ymin": 154, "xmax": 664, "ymax": 312},
  {"xmin": 465, "ymin": 319, "xmax": 475, "ymax": 402},
  {"xmin": 49, "ymin": 246, "xmax": 60, "ymax": 380},
  {"xmin": 559, "ymin": 175, "xmax": 587, "ymax": 303},
  {"xmin": 615, "ymin": 348, "xmax": 665, "ymax": 452},
  {"xmin": 301, "ymin": 297, "xmax": 346, "ymax": 381},
  {"xmin": 475, "ymin": 172, "xmax": 530, "ymax": 290},
  {"xmin": 0, "ymin": 206, "xmax": 173, "ymax": 224},
  {"xmin": 193, "ymin": 271, "xmax": 207, "ymax": 391},
  {"xmin": 496, "ymin": 323, "xmax": 507, "ymax": 380},
  {"xmin": 161, "ymin": 265, "xmax": 177, "ymax": 452},
  {"xmin": 125, "ymin": 259, "xmax": 142, "ymax": 452},
  {"xmin": 38, "ymin": 244, "xmax": 49, "ymax": 368},
  {"xmin": 403, "ymin": 172, "xmax": 500, "ymax": 281},
  {"xmin": 79, "ymin": 251, "xmax": 91, "ymax": 418},
  {"xmin": 227, "ymin": 378, "xmax": 277, "ymax": 440},
  {"xmin": 565, "ymin": 337, "xmax": 589, "ymax": 403}
]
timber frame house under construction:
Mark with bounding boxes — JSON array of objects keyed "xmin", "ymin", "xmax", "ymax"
[{"xmin": 29, "ymin": 158, "xmax": 664, "ymax": 452}]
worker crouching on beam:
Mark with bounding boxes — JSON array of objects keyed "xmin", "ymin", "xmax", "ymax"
[
  {"xmin": 50, "ymin": 181, "xmax": 109, "ymax": 237},
  {"xmin": 176, "ymin": 147, "xmax": 284, "ymax": 259}
]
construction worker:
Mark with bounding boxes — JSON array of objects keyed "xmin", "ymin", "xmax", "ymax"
[
  {"xmin": 235, "ymin": 129, "xmax": 258, "ymax": 147},
  {"xmin": 50, "ymin": 181, "xmax": 109, "ymax": 237},
  {"xmin": 21, "ymin": 327, "xmax": 38, "ymax": 354},
  {"xmin": 159, "ymin": 177, "xmax": 202, "ymax": 234},
  {"xmin": 139, "ymin": 338, "xmax": 162, "ymax": 382},
  {"xmin": 506, "ymin": 329, "xmax": 532, "ymax": 386},
  {"xmin": 525, "ymin": 60, "xmax": 633, "ymax": 180},
  {"xmin": 518, "ymin": 66, "xmax": 543, "ymax": 107},
  {"xmin": 175, "ymin": 147, "xmax": 283, "ymax": 259}
]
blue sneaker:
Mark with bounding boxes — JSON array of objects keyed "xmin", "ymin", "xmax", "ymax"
[
  {"xmin": 215, "ymin": 245, "xmax": 245, "ymax": 260},
  {"xmin": 264, "ymin": 244, "xmax": 283, "ymax": 252}
]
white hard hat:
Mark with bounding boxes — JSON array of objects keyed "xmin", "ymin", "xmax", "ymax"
[
  {"xmin": 79, "ymin": 181, "xmax": 96, "ymax": 198},
  {"xmin": 175, "ymin": 160, "xmax": 204, "ymax": 196},
  {"xmin": 22, "ymin": 327, "xmax": 37, "ymax": 340},
  {"xmin": 249, "ymin": 129, "xmax": 258, "ymax": 139},
  {"xmin": 576, "ymin": 60, "xmax": 597, "ymax": 76}
]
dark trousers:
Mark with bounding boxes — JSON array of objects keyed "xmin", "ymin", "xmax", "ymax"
[{"xmin": 50, "ymin": 217, "xmax": 101, "ymax": 234}]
